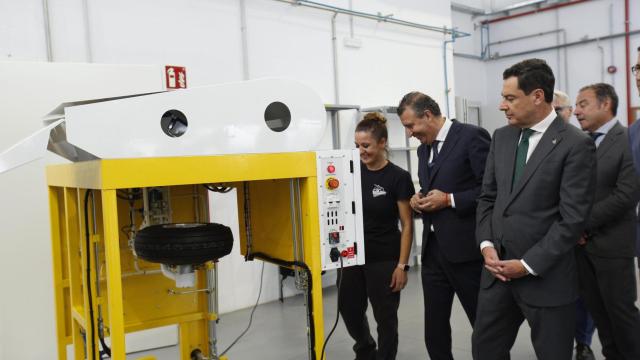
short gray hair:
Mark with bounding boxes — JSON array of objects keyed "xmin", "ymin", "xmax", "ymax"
[{"xmin": 553, "ymin": 89, "xmax": 571, "ymax": 107}]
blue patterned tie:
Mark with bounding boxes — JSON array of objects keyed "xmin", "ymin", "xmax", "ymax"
[{"xmin": 428, "ymin": 140, "xmax": 440, "ymax": 168}]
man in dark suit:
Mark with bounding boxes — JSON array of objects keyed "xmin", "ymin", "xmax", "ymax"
[
  {"xmin": 473, "ymin": 58, "xmax": 596, "ymax": 360},
  {"xmin": 397, "ymin": 92, "xmax": 490, "ymax": 360},
  {"xmin": 629, "ymin": 46, "xmax": 640, "ymax": 265},
  {"xmin": 574, "ymin": 82, "xmax": 640, "ymax": 360},
  {"xmin": 554, "ymin": 88, "xmax": 597, "ymax": 360}
]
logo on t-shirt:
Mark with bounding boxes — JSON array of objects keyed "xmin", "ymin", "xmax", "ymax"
[{"xmin": 372, "ymin": 184, "xmax": 387, "ymax": 198}]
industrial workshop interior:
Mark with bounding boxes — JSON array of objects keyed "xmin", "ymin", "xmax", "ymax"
[{"xmin": 2, "ymin": 0, "xmax": 640, "ymax": 359}]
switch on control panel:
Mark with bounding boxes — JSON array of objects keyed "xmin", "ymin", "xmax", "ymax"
[
  {"xmin": 326, "ymin": 177, "xmax": 340, "ymax": 190},
  {"xmin": 329, "ymin": 231, "xmax": 340, "ymax": 244}
]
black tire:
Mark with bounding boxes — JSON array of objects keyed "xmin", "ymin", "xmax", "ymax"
[{"xmin": 134, "ymin": 223, "xmax": 233, "ymax": 265}]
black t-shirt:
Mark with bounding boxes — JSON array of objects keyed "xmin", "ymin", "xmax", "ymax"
[{"xmin": 360, "ymin": 161, "xmax": 415, "ymax": 263}]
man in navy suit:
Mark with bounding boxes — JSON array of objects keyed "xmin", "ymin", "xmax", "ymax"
[{"xmin": 397, "ymin": 92, "xmax": 491, "ymax": 360}]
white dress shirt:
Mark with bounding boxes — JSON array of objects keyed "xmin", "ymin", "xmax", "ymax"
[
  {"xmin": 591, "ymin": 118, "xmax": 618, "ymax": 148},
  {"xmin": 429, "ymin": 118, "xmax": 456, "ymax": 208},
  {"xmin": 428, "ymin": 118, "xmax": 455, "ymax": 232},
  {"xmin": 480, "ymin": 109, "xmax": 557, "ymax": 275}
]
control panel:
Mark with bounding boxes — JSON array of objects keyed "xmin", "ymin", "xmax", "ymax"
[{"xmin": 316, "ymin": 150, "xmax": 365, "ymax": 270}]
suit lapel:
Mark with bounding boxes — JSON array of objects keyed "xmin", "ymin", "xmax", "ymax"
[
  {"xmin": 506, "ymin": 116, "xmax": 565, "ymax": 208},
  {"xmin": 428, "ymin": 120, "xmax": 462, "ymax": 184},
  {"xmin": 596, "ymin": 121, "xmax": 622, "ymax": 160}
]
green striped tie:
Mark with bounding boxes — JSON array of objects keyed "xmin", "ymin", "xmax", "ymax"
[{"xmin": 512, "ymin": 128, "xmax": 535, "ymax": 189}]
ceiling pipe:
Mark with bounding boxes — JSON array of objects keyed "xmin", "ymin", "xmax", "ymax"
[
  {"xmin": 488, "ymin": 29, "xmax": 564, "ymax": 46},
  {"xmin": 451, "ymin": 2, "xmax": 485, "ymax": 15},
  {"xmin": 240, "ymin": 0, "xmax": 250, "ymax": 80},
  {"xmin": 625, "ymin": 0, "xmax": 632, "ymax": 125},
  {"xmin": 41, "ymin": 0, "xmax": 53, "ymax": 61},
  {"xmin": 487, "ymin": 29, "xmax": 640, "ymax": 59},
  {"xmin": 487, "ymin": 0, "xmax": 548, "ymax": 15},
  {"xmin": 274, "ymin": 0, "xmax": 470, "ymax": 37},
  {"xmin": 452, "ymin": 0, "xmax": 548, "ymax": 17},
  {"xmin": 454, "ymin": 29, "xmax": 640, "ymax": 60},
  {"xmin": 481, "ymin": 0, "xmax": 590, "ymax": 25},
  {"xmin": 82, "ymin": 0, "xmax": 93, "ymax": 62}
]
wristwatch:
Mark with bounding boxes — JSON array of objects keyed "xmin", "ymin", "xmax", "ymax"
[{"xmin": 397, "ymin": 263, "xmax": 410, "ymax": 272}]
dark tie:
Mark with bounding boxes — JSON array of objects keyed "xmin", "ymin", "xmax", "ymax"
[
  {"xmin": 428, "ymin": 141, "xmax": 440, "ymax": 168},
  {"xmin": 512, "ymin": 128, "xmax": 535, "ymax": 188},
  {"xmin": 589, "ymin": 132, "xmax": 603, "ymax": 145}
]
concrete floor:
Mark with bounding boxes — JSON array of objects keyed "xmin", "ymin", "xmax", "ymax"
[{"xmin": 127, "ymin": 266, "xmax": 610, "ymax": 359}]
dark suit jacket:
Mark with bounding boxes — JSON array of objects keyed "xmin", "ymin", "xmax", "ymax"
[
  {"xmin": 418, "ymin": 120, "xmax": 491, "ymax": 263},
  {"xmin": 476, "ymin": 116, "xmax": 596, "ymax": 307},
  {"xmin": 585, "ymin": 121, "xmax": 640, "ymax": 258},
  {"xmin": 628, "ymin": 119, "xmax": 640, "ymax": 257}
]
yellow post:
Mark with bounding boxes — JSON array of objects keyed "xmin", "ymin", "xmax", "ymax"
[
  {"xmin": 300, "ymin": 177, "xmax": 325, "ymax": 360},
  {"xmin": 66, "ymin": 188, "xmax": 88, "ymax": 360},
  {"xmin": 102, "ymin": 189, "xmax": 126, "ymax": 359},
  {"xmin": 49, "ymin": 186, "xmax": 68, "ymax": 360}
]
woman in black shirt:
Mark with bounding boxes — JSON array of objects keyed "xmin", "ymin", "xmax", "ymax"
[{"xmin": 338, "ymin": 112, "xmax": 415, "ymax": 360}]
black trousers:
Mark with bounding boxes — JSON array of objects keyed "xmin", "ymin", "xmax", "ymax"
[
  {"xmin": 338, "ymin": 261, "xmax": 400, "ymax": 360},
  {"xmin": 421, "ymin": 232, "xmax": 482, "ymax": 360},
  {"xmin": 472, "ymin": 278, "xmax": 575, "ymax": 360},
  {"xmin": 576, "ymin": 247, "xmax": 640, "ymax": 360}
]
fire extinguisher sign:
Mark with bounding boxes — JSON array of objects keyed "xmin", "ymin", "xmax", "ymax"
[{"xmin": 165, "ymin": 65, "xmax": 187, "ymax": 90}]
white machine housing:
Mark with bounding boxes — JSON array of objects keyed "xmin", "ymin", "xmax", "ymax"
[
  {"xmin": 316, "ymin": 150, "xmax": 365, "ymax": 270},
  {"xmin": 0, "ymin": 78, "xmax": 327, "ymax": 173},
  {"xmin": 0, "ymin": 77, "xmax": 366, "ymax": 271}
]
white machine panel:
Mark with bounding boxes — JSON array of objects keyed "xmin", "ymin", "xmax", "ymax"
[
  {"xmin": 64, "ymin": 78, "xmax": 326, "ymax": 159},
  {"xmin": 0, "ymin": 78, "xmax": 328, "ymax": 174},
  {"xmin": 316, "ymin": 150, "xmax": 365, "ymax": 270}
]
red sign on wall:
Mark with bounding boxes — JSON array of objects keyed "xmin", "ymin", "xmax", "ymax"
[{"xmin": 165, "ymin": 65, "xmax": 187, "ymax": 90}]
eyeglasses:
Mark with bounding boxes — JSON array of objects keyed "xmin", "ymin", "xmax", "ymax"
[
  {"xmin": 633, "ymin": 64, "xmax": 640, "ymax": 75},
  {"xmin": 554, "ymin": 106, "xmax": 570, "ymax": 112}
]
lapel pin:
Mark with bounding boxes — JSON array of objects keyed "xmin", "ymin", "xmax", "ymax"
[{"xmin": 552, "ymin": 139, "xmax": 557, "ymax": 145}]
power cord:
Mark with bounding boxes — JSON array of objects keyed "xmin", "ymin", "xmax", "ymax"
[
  {"xmin": 83, "ymin": 190, "xmax": 100, "ymax": 360},
  {"xmin": 320, "ymin": 257, "xmax": 343, "ymax": 360},
  {"xmin": 219, "ymin": 261, "xmax": 266, "ymax": 357},
  {"xmin": 84, "ymin": 190, "xmax": 112, "ymax": 359},
  {"xmin": 248, "ymin": 252, "xmax": 316, "ymax": 360}
]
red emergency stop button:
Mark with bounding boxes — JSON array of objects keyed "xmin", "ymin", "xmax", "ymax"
[
  {"xmin": 326, "ymin": 177, "xmax": 340, "ymax": 190},
  {"xmin": 327, "ymin": 165, "xmax": 336, "ymax": 173},
  {"xmin": 341, "ymin": 250, "xmax": 349, "ymax": 258}
]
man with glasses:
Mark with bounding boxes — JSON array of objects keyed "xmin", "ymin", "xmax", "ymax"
[
  {"xmin": 629, "ymin": 47, "xmax": 640, "ymax": 271},
  {"xmin": 553, "ymin": 90, "xmax": 580, "ymax": 128}
]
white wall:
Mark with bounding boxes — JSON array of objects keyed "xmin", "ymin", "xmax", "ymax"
[
  {"xmin": 0, "ymin": 1, "xmax": 453, "ymax": 359},
  {"xmin": 453, "ymin": 0, "xmax": 640, "ymax": 133}
]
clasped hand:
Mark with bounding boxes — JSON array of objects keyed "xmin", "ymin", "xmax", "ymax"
[
  {"xmin": 481, "ymin": 247, "xmax": 528, "ymax": 282},
  {"xmin": 410, "ymin": 190, "xmax": 448, "ymax": 213}
]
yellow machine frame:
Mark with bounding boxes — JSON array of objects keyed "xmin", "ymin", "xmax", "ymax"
[{"xmin": 47, "ymin": 152, "xmax": 325, "ymax": 360}]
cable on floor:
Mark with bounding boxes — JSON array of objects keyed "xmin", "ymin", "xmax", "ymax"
[
  {"xmin": 219, "ymin": 261, "xmax": 266, "ymax": 357},
  {"xmin": 320, "ymin": 256, "xmax": 343, "ymax": 360},
  {"xmin": 247, "ymin": 252, "xmax": 317, "ymax": 360}
]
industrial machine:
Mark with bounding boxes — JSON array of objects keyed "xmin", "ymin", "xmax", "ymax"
[{"xmin": 0, "ymin": 79, "xmax": 365, "ymax": 360}]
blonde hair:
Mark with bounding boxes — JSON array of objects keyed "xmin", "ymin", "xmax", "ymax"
[{"xmin": 553, "ymin": 89, "xmax": 571, "ymax": 107}]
